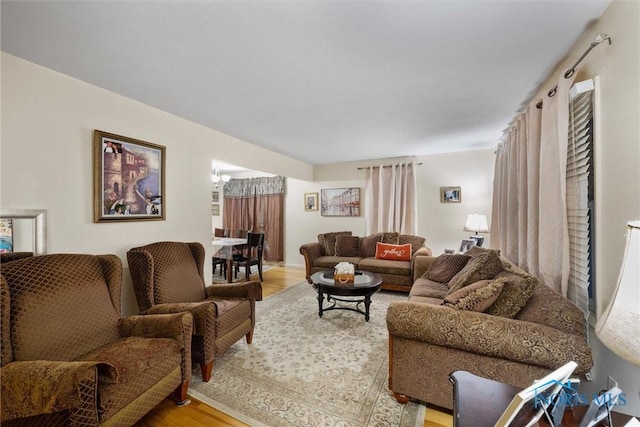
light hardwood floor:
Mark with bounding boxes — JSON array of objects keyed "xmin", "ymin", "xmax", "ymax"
[{"xmin": 135, "ymin": 266, "xmax": 453, "ymax": 427}]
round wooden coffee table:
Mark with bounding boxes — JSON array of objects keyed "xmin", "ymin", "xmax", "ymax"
[{"xmin": 311, "ymin": 270, "xmax": 382, "ymax": 321}]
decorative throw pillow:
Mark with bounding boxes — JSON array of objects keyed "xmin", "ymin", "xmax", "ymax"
[
  {"xmin": 486, "ymin": 270, "xmax": 537, "ymax": 318},
  {"xmin": 465, "ymin": 246, "xmax": 500, "ymax": 259},
  {"xmin": 360, "ymin": 234, "xmax": 382, "ymax": 258},
  {"xmin": 318, "ymin": 231, "xmax": 352, "ymax": 256},
  {"xmin": 447, "ymin": 250, "xmax": 504, "ymax": 294},
  {"xmin": 399, "ymin": 235, "xmax": 426, "ymax": 255},
  {"xmin": 374, "ymin": 242, "xmax": 412, "ymax": 261},
  {"xmin": 381, "ymin": 232, "xmax": 399, "ymax": 244},
  {"xmin": 334, "ymin": 235, "xmax": 360, "ymax": 257},
  {"xmin": 422, "ymin": 254, "xmax": 471, "ymax": 283},
  {"xmin": 444, "ymin": 278, "xmax": 507, "ymax": 312}
]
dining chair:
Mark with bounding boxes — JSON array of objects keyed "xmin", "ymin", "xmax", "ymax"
[
  {"xmin": 127, "ymin": 241, "xmax": 262, "ymax": 382},
  {"xmin": 212, "ymin": 228, "xmax": 229, "ymax": 276},
  {"xmin": 233, "ymin": 232, "xmax": 265, "ymax": 281},
  {"xmin": 235, "ymin": 229, "xmax": 249, "ymax": 238}
]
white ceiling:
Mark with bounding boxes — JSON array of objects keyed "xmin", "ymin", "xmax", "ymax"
[{"xmin": 1, "ymin": 0, "xmax": 610, "ymax": 165}]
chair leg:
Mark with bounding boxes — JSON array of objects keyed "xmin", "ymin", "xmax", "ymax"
[
  {"xmin": 246, "ymin": 327, "xmax": 254, "ymax": 344},
  {"xmin": 200, "ymin": 360, "xmax": 213, "ymax": 382},
  {"xmin": 258, "ymin": 261, "xmax": 263, "ymax": 281},
  {"xmin": 173, "ymin": 381, "xmax": 190, "ymax": 405}
]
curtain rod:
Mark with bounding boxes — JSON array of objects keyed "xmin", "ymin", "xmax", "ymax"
[
  {"xmin": 357, "ymin": 162, "xmax": 422, "ymax": 171},
  {"xmin": 536, "ymin": 33, "xmax": 611, "ymax": 109}
]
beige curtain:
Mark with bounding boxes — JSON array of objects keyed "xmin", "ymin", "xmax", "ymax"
[
  {"xmin": 364, "ymin": 163, "xmax": 417, "ymax": 235},
  {"xmin": 491, "ymin": 72, "xmax": 574, "ymax": 295},
  {"xmin": 223, "ymin": 176, "xmax": 285, "ymax": 262}
]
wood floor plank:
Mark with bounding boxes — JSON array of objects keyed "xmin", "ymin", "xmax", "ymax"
[{"xmin": 135, "ymin": 265, "xmax": 453, "ymax": 427}]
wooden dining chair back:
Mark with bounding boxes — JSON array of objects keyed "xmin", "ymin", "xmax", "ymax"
[
  {"xmin": 233, "ymin": 232, "xmax": 265, "ymax": 281},
  {"xmin": 212, "ymin": 228, "xmax": 230, "ymax": 276},
  {"xmin": 214, "ymin": 228, "xmax": 229, "ymax": 238}
]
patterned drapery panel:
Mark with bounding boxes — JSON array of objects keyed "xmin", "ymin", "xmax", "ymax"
[{"xmin": 223, "ymin": 176, "xmax": 286, "ymax": 198}]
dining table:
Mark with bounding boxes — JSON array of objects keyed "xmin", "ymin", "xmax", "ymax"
[{"xmin": 212, "ymin": 237, "xmax": 248, "ymax": 283}]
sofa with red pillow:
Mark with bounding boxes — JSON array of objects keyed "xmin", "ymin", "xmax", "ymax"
[
  {"xmin": 386, "ymin": 246, "xmax": 593, "ymax": 411},
  {"xmin": 299, "ymin": 231, "xmax": 432, "ymax": 292}
]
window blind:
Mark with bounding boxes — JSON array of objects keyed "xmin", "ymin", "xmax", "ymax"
[{"xmin": 566, "ymin": 82, "xmax": 595, "ymax": 316}]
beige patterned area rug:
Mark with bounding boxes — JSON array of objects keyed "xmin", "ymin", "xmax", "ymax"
[{"xmin": 189, "ymin": 281, "xmax": 426, "ymax": 427}]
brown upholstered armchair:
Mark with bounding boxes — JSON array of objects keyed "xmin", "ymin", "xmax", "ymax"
[
  {"xmin": 127, "ymin": 241, "xmax": 262, "ymax": 382},
  {"xmin": 1, "ymin": 254, "xmax": 193, "ymax": 427}
]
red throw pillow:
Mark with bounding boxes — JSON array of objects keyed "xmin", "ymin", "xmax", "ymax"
[{"xmin": 375, "ymin": 242, "xmax": 412, "ymax": 261}]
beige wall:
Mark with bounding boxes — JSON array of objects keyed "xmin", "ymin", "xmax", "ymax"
[
  {"xmin": 1, "ymin": 52, "xmax": 313, "ymax": 316},
  {"xmin": 527, "ymin": 0, "xmax": 639, "ymax": 415}
]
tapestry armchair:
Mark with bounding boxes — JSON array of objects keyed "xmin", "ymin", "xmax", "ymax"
[
  {"xmin": 127, "ymin": 241, "xmax": 262, "ymax": 382},
  {"xmin": 1, "ymin": 254, "xmax": 193, "ymax": 427}
]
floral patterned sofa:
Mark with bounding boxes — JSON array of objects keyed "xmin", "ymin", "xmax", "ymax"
[
  {"xmin": 386, "ymin": 246, "xmax": 593, "ymax": 410},
  {"xmin": 299, "ymin": 231, "xmax": 432, "ymax": 292}
]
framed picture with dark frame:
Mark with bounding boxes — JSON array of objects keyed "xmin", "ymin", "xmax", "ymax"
[
  {"xmin": 93, "ymin": 130, "xmax": 166, "ymax": 222},
  {"xmin": 321, "ymin": 188, "xmax": 360, "ymax": 217},
  {"xmin": 440, "ymin": 186, "xmax": 461, "ymax": 203},
  {"xmin": 459, "ymin": 239, "xmax": 476, "ymax": 253},
  {"xmin": 304, "ymin": 192, "xmax": 319, "ymax": 211},
  {"xmin": 212, "ymin": 191, "xmax": 220, "ymax": 203}
]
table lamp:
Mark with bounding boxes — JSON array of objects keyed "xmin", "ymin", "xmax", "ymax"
[
  {"xmin": 464, "ymin": 213, "xmax": 490, "ymax": 247},
  {"xmin": 595, "ymin": 220, "xmax": 640, "ymax": 366}
]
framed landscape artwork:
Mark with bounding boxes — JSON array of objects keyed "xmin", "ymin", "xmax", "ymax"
[
  {"xmin": 440, "ymin": 186, "xmax": 461, "ymax": 203},
  {"xmin": 321, "ymin": 188, "xmax": 360, "ymax": 217},
  {"xmin": 212, "ymin": 204, "xmax": 220, "ymax": 216},
  {"xmin": 304, "ymin": 192, "xmax": 318, "ymax": 211},
  {"xmin": 93, "ymin": 130, "xmax": 166, "ymax": 222}
]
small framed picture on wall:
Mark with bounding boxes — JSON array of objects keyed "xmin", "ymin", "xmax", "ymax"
[
  {"xmin": 440, "ymin": 186, "xmax": 461, "ymax": 203},
  {"xmin": 304, "ymin": 192, "xmax": 318, "ymax": 211}
]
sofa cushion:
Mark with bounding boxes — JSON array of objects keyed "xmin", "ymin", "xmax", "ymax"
[
  {"xmin": 409, "ymin": 278, "xmax": 449, "ymax": 299},
  {"xmin": 318, "ymin": 231, "xmax": 352, "ymax": 256},
  {"xmin": 360, "ymin": 234, "xmax": 382, "ymax": 258},
  {"xmin": 486, "ymin": 270, "xmax": 537, "ymax": 319},
  {"xmin": 423, "ymin": 254, "xmax": 471, "ymax": 283},
  {"xmin": 443, "ymin": 278, "xmax": 507, "ymax": 312},
  {"xmin": 313, "ymin": 256, "xmax": 361, "ymax": 269},
  {"xmin": 375, "ymin": 242, "xmax": 412, "ymax": 261},
  {"xmin": 399, "ymin": 235, "xmax": 426, "ymax": 255},
  {"xmin": 407, "ymin": 295, "xmax": 445, "ymax": 305},
  {"xmin": 335, "ymin": 235, "xmax": 360, "ymax": 257},
  {"xmin": 447, "ymin": 250, "xmax": 504, "ymax": 294},
  {"xmin": 382, "ymin": 232, "xmax": 399, "ymax": 244},
  {"xmin": 358, "ymin": 257, "xmax": 411, "ymax": 276}
]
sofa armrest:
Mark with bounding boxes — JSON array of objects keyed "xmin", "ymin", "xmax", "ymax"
[
  {"xmin": 119, "ymin": 312, "xmax": 193, "ymax": 344},
  {"xmin": 205, "ymin": 280, "xmax": 263, "ymax": 301},
  {"xmin": 144, "ymin": 303, "xmax": 214, "ymax": 336},
  {"xmin": 386, "ymin": 301, "xmax": 593, "ymax": 372},
  {"xmin": 1, "ymin": 360, "xmax": 106, "ymax": 422},
  {"xmin": 300, "ymin": 242, "xmax": 324, "ymax": 282},
  {"xmin": 412, "ymin": 255, "xmax": 437, "ymax": 281}
]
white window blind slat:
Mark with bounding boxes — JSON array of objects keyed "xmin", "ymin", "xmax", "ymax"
[{"xmin": 566, "ymin": 82, "xmax": 595, "ymax": 316}]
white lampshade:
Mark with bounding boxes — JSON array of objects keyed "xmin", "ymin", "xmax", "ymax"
[
  {"xmin": 595, "ymin": 220, "xmax": 640, "ymax": 366},
  {"xmin": 463, "ymin": 213, "xmax": 490, "ymax": 234}
]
